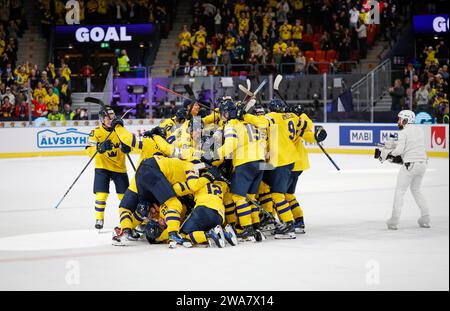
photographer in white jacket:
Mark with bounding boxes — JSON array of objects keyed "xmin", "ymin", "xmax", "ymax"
[{"xmin": 377, "ymin": 110, "xmax": 431, "ymax": 230}]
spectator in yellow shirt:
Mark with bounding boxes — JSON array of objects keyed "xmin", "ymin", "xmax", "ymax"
[
  {"xmin": 44, "ymin": 87, "xmax": 60, "ymax": 111},
  {"xmin": 234, "ymin": 0, "xmax": 246, "ymax": 18},
  {"xmin": 238, "ymin": 11, "xmax": 250, "ymax": 33},
  {"xmin": 280, "ymin": 20, "xmax": 293, "ymax": 41},
  {"xmin": 33, "ymin": 82, "xmax": 48, "ymax": 100},
  {"xmin": 179, "ymin": 25, "xmax": 192, "ymax": 48},
  {"xmin": 288, "ymin": 41, "xmax": 300, "ymax": 56},
  {"xmin": 424, "ymin": 46, "xmax": 438, "ymax": 66},
  {"xmin": 14, "ymin": 65, "xmax": 29, "ymax": 86},
  {"xmin": 292, "ymin": 19, "xmax": 304, "ymax": 45},
  {"xmin": 359, "ymin": 8, "xmax": 368, "ymax": 25},
  {"xmin": 61, "ymin": 63, "xmax": 72, "ymax": 88},
  {"xmin": 192, "ymin": 26, "xmax": 207, "ymax": 46},
  {"xmin": 192, "ymin": 42, "xmax": 202, "ymax": 60},
  {"xmin": 225, "ymin": 34, "xmax": 236, "ymax": 51},
  {"xmin": 273, "ymin": 38, "xmax": 288, "ymax": 54}
]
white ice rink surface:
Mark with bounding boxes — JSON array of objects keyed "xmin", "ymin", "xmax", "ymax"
[{"xmin": 0, "ymin": 154, "xmax": 448, "ymax": 291}]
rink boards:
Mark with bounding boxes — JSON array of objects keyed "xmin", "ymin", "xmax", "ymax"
[{"xmin": 0, "ymin": 121, "xmax": 448, "ymax": 158}]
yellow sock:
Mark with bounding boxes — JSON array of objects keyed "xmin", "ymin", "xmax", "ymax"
[
  {"xmin": 272, "ymin": 193, "xmax": 294, "ymax": 223},
  {"xmin": 248, "ymin": 194, "xmax": 260, "ymax": 225},
  {"xmin": 119, "ymin": 207, "xmax": 134, "ymax": 230},
  {"xmin": 95, "ymin": 192, "xmax": 108, "ymax": 220},
  {"xmin": 286, "ymin": 193, "xmax": 303, "ymax": 220},
  {"xmin": 259, "ymin": 192, "xmax": 274, "ymax": 214},
  {"xmin": 164, "ymin": 197, "xmax": 183, "ymax": 233},
  {"xmin": 232, "ymin": 194, "xmax": 252, "ymax": 227},
  {"xmin": 185, "ymin": 231, "xmax": 208, "ymax": 244},
  {"xmin": 224, "ymin": 193, "xmax": 237, "ymax": 225}
]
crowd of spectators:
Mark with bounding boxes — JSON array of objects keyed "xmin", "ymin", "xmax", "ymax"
[
  {"xmin": 1, "ymin": 1, "xmax": 26, "ymax": 76},
  {"xmin": 175, "ymin": 0, "xmax": 400, "ymax": 77},
  {"xmin": 0, "ymin": 60, "xmax": 81, "ymax": 121},
  {"xmin": 389, "ymin": 42, "xmax": 449, "ymax": 124}
]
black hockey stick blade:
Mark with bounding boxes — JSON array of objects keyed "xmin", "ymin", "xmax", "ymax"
[
  {"xmin": 84, "ymin": 97, "xmax": 105, "ymax": 107},
  {"xmin": 184, "ymin": 84, "xmax": 197, "ymax": 101}
]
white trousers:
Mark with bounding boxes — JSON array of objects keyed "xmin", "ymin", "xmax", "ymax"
[{"xmin": 391, "ymin": 162, "xmax": 430, "ymax": 224}]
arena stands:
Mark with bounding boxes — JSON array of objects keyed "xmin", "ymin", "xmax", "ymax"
[{"xmin": 173, "ymin": 0, "xmax": 396, "ymax": 77}]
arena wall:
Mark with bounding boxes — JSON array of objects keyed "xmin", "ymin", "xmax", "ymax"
[{"xmin": 0, "ymin": 122, "xmax": 448, "ymax": 158}]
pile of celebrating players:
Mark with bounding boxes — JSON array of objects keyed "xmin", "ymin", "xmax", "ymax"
[{"xmin": 87, "ymin": 85, "xmax": 327, "ymax": 249}]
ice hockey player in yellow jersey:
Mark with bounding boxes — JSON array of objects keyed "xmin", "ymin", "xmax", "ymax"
[
  {"xmin": 287, "ymin": 104, "xmax": 327, "ymax": 234},
  {"xmin": 109, "ymin": 118, "xmax": 177, "ymax": 245},
  {"xmin": 159, "ymin": 108, "xmax": 188, "ymax": 140},
  {"xmin": 86, "ymin": 106, "xmax": 131, "ymax": 230},
  {"xmin": 173, "ymin": 166, "xmax": 238, "ymax": 248},
  {"xmin": 207, "ymin": 99, "xmax": 266, "ymax": 242},
  {"xmin": 131, "ymin": 154, "xmax": 199, "ymax": 248},
  {"xmin": 243, "ymin": 99, "xmax": 302, "ymax": 239}
]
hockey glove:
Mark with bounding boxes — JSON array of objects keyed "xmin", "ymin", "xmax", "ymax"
[
  {"xmin": 111, "ymin": 117, "xmax": 124, "ymax": 129},
  {"xmin": 121, "ymin": 143, "xmax": 132, "ymax": 154},
  {"xmin": 387, "ymin": 154, "xmax": 403, "ymax": 165},
  {"xmin": 379, "ymin": 147, "xmax": 391, "ymax": 163},
  {"xmin": 315, "ymin": 127, "xmax": 327, "ymax": 142},
  {"xmin": 143, "ymin": 126, "xmax": 167, "ymax": 139},
  {"xmin": 237, "ymin": 102, "xmax": 247, "ymax": 120},
  {"xmin": 201, "ymin": 165, "xmax": 222, "ymax": 183},
  {"xmin": 97, "ymin": 139, "xmax": 113, "ymax": 154}
]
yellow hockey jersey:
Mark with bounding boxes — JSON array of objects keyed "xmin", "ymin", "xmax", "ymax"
[
  {"xmin": 244, "ymin": 112, "xmax": 301, "ymax": 167},
  {"xmin": 87, "ymin": 125, "xmax": 127, "ymax": 173},
  {"xmin": 293, "ymin": 113, "xmax": 316, "ymax": 172},
  {"xmin": 217, "ymin": 119, "xmax": 265, "ymax": 168},
  {"xmin": 114, "ymin": 124, "xmax": 174, "ymax": 167},
  {"xmin": 154, "ymin": 155, "xmax": 195, "ymax": 185},
  {"xmin": 174, "ymin": 172, "xmax": 228, "ymax": 222}
]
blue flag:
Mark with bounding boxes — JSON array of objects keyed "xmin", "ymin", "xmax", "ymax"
[{"xmin": 332, "ymin": 89, "xmax": 353, "ymax": 112}]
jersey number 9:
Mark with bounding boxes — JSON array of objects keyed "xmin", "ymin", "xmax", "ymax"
[
  {"xmin": 288, "ymin": 121, "xmax": 296, "ymax": 140},
  {"xmin": 245, "ymin": 124, "xmax": 260, "ymax": 142}
]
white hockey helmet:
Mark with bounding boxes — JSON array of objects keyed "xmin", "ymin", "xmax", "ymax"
[{"xmin": 398, "ymin": 110, "xmax": 416, "ymax": 124}]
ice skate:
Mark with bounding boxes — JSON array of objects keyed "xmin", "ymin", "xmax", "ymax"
[
  {"xmin": 223, "ymin": 224, "xmax": 238, "ymax": 246},
  {"xmin": 112, "ymin": 227, "xmax": 140, "ymax": 246},
  {"xmin": 274, "ymin": 221, "xmax": 296, "ymax": 240},
  {"xmin": 95, "ymin": 219, "xmax": 104, "ymax": 230},
  {"xmin": 134, "ymin": 224, "xmax": 148, "ymax": 240},
  {"xmin": 294, "ymin": 217, "xmax": 306, "ymax": 234},
  {"xmin": 387, "ymin": 218, "xmax": 399, "ymax": 230},
  {"xmin": 254, "ymin": 229, "xmax": 267, "ymax": 242},
  {"xmin": 236, "ymin": 225, "xmax": 256, "ymax": 243},
  {"xmin": 253, "ymin": 223, "xmax": 267, "ymax": 242},
  {"xmin": 259, "ymin": 212, "xmax": 276, "ymax": 232},
  {"xmin": 168, "ymin": 232, "xmax": 193, "ymax": 249},
  {"xmin": 418, "ymin": 216, "xmax": 431, "ymax": 228},
  {"xmin": 206, "ymin": 226, "xmax": 226, "ymax": 248}
]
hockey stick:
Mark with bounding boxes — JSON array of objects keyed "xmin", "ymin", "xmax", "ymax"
[
  {"xmin": 245, "ymin": 195, "xmax": 283, "ymax": 227},
  {"xmin": 273, "ymin": 74, "xmax": 288, "ymax": 106},
  {"xmin": 183, "ymin": 84, "xmax": 197, "ymax": 117},
  {"xmin": 238, "ymin": 79, "xmax": 267, "ymax": 112},
  {"xmin": 156, "ymin": 84, "xmax": 212, "ymax": 111},
  {"xmin": 84, "ymin": 97, "xmax": 137, "ymax": 171},
  {"xmin": 314, "ymin": 131, "xmax": 341, "ymax": 171},
  {"xmin": 54, "ymin": 108, "xmax": 134, "ymax": 209}
]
